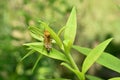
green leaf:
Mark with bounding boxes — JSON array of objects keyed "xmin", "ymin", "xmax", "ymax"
[
  {"xmin": 61, "ymin": 62, "xmax": 75, "ymax": 73},
  {"xmin": 109, "ymin": 77, "xmax": 120, "ymax": 80},
  {"xmin": 24, "ymin": 42, "xmax": 42, "ymax": 46},
  {"xmin": 30, "ymin": 32, "xmax": 43, "ymax": 41},
  {"xmin": 29, "ymin": 26, "xmax": 43, "ymax": 41},
  {"xmin": 64, "ymin": 7, "xmax": 77, "ymax": 51},
  {"xmin": 86, "ymin": 75, "xmax": 103, "ymax": 80},
  {"xmin": 20, "ymin": 50, "xmax": 35, "ymax": 61},
  {"xmin": 57, "ymin": 26, "xmax": 65, "ymax": 37},
  {"xmin": 40, "ymin": 78, "xmax": 71, "ymax": 80},
  {"xmin": 24, "ymin": 42, "xmax": 68, "ymax": 62},
  {"xmin": 40, "ymin": 22, "xmax": 63, "ymax": 49},
  {"xmin": 73, "ymin": 43, "xmax": 120, "ymax": 74},
  {"xmin": 82, "ymin": 38, "xmax": 113, "ymax": 73},
  {"xmin": 32, "ymin": 54, "xmax": 43, "ymax": 72}
]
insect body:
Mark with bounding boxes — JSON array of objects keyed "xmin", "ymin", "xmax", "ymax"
[{"xmin": 44, "ymin": 30, "xmax": 52, "ymax": 53}]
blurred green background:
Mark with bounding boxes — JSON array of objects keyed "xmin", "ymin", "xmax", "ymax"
[{"xmin": 0, "ymin": 0, "xmax": 120, "ymax": 80}]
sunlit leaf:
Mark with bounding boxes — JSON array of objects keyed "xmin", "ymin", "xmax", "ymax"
[
  {"xmin": 40, "ymin": 22, "xmax": 63, "ymax": 49},
  {"xmin": 81, "ymin": 38, "xmax": 113, "ymax": 73},
  {"xmin": 73, "ymin": 42, "xmax": 120, "ymax": 73},
  {"xmin": 109, "ymin": 77, "xmax": 120, "ymax": 80},
  {"xmin": 24, "ymin": 42, "xmax": 42, "ymax": 46},
  {"xmin": 24, "ymin": 42, "xmax": 68, "ymax": 62},
  {"xmin": 64, "ymin": 7, "xmax": 77, "ymax": 52},
  {"xmin": 57, "ymin": 26, "xmax": 65, "ymax": 37},
  {"xmin": 40, "ymin": 78, "xmax": 71, "ymax": 80},
  {"xmin": 28, "ymin": 26, "xmax": 44, "ymax": 41},
  {"xmin": 30, "ymin": 32, "xmax": 43, "ymax": 41},
  {"xmin": 86, "ymin": 75, "xmax": 103, "ymax": 80}
]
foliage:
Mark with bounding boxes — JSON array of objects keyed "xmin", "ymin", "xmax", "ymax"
[
  {"xmin": 23, "ymin": 7, "xmax": 120, "ymax": 80},
  {"xmin": 1, "ymin": 0, "xmax": 120, "ymax": 80}
]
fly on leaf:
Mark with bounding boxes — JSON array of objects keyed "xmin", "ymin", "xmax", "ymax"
[{"xmin": 44, "ymin": 30, "xmax": 52, "ymax": 53}]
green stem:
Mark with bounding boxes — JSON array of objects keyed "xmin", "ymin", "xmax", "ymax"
[
  {"xmin": 67, "ymin": 53, "xmax": 79, "ymax": 71},
  {"xmin": 61, "ymin": 62, "xmax": 85, "ymax": 80},
  {"xmin": 75, "ymin": 71, "xmax": 85, "ymax": 80},
  {"xmin": 66, "ymin": 53, "xmax": 85, "ymax": 80}
]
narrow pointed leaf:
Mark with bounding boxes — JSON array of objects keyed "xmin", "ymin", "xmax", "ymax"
[
  {"xmin": 64, "ymin": 7, "xmax": 77, "ymax": 51},
  {"xmin": 73, "ymin": 42, "xmax": 120, "ymax": 73},
  {"xmin": 20, "ymin": 50, "xmax": 35, "ymax": 61},
  {"xmin": 24, "ymin": 42, "xmax": 42, "ymax": 46},
  {"xmin": 30, "ymin": 32, "xmax": 43, "ymax": 41},
  {"xmin": 32, "ymin": 54, "xmax": 43, "ymax": 72},
  {"xmin": 82, "ymin": 38, "xmax": 113, "ymax": 73},
  {"xmin": 86, "ymin": 75, "xmax": 103, "ymax": 80},
  {"xmin": 57, "ymin": 26, "xmax": 65, "ymax": 37},
  {"xmin": 24, "ymin": 42, "xmax": 68, "ymax": 62},
  {"xmin": 40, "ymin": 78, "xmax": 71, "ymax": 80},
  {"xmin": 109, "ymin": 77, "xmax": 120, "ymax": 80},
  {"xmin": 40, "ymin": 22, "xmax": 63, "ymax": 49},
  {"xmin": 28, "ymin": 26, "xmax": 43, "ymax": 41}
]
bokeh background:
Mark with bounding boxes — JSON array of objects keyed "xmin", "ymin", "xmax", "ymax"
[{"xmin": 0, "ymin": 0, "xmax": 120, "ymax": 80}]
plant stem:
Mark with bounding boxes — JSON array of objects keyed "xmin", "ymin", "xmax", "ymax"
[
  {"xmin": 66, "ymin": 53, "xmax": 85, "ymax": 80},
  {"xmin": 67, "ymin": 53, "xmax": 79, "ymax": 71}
]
